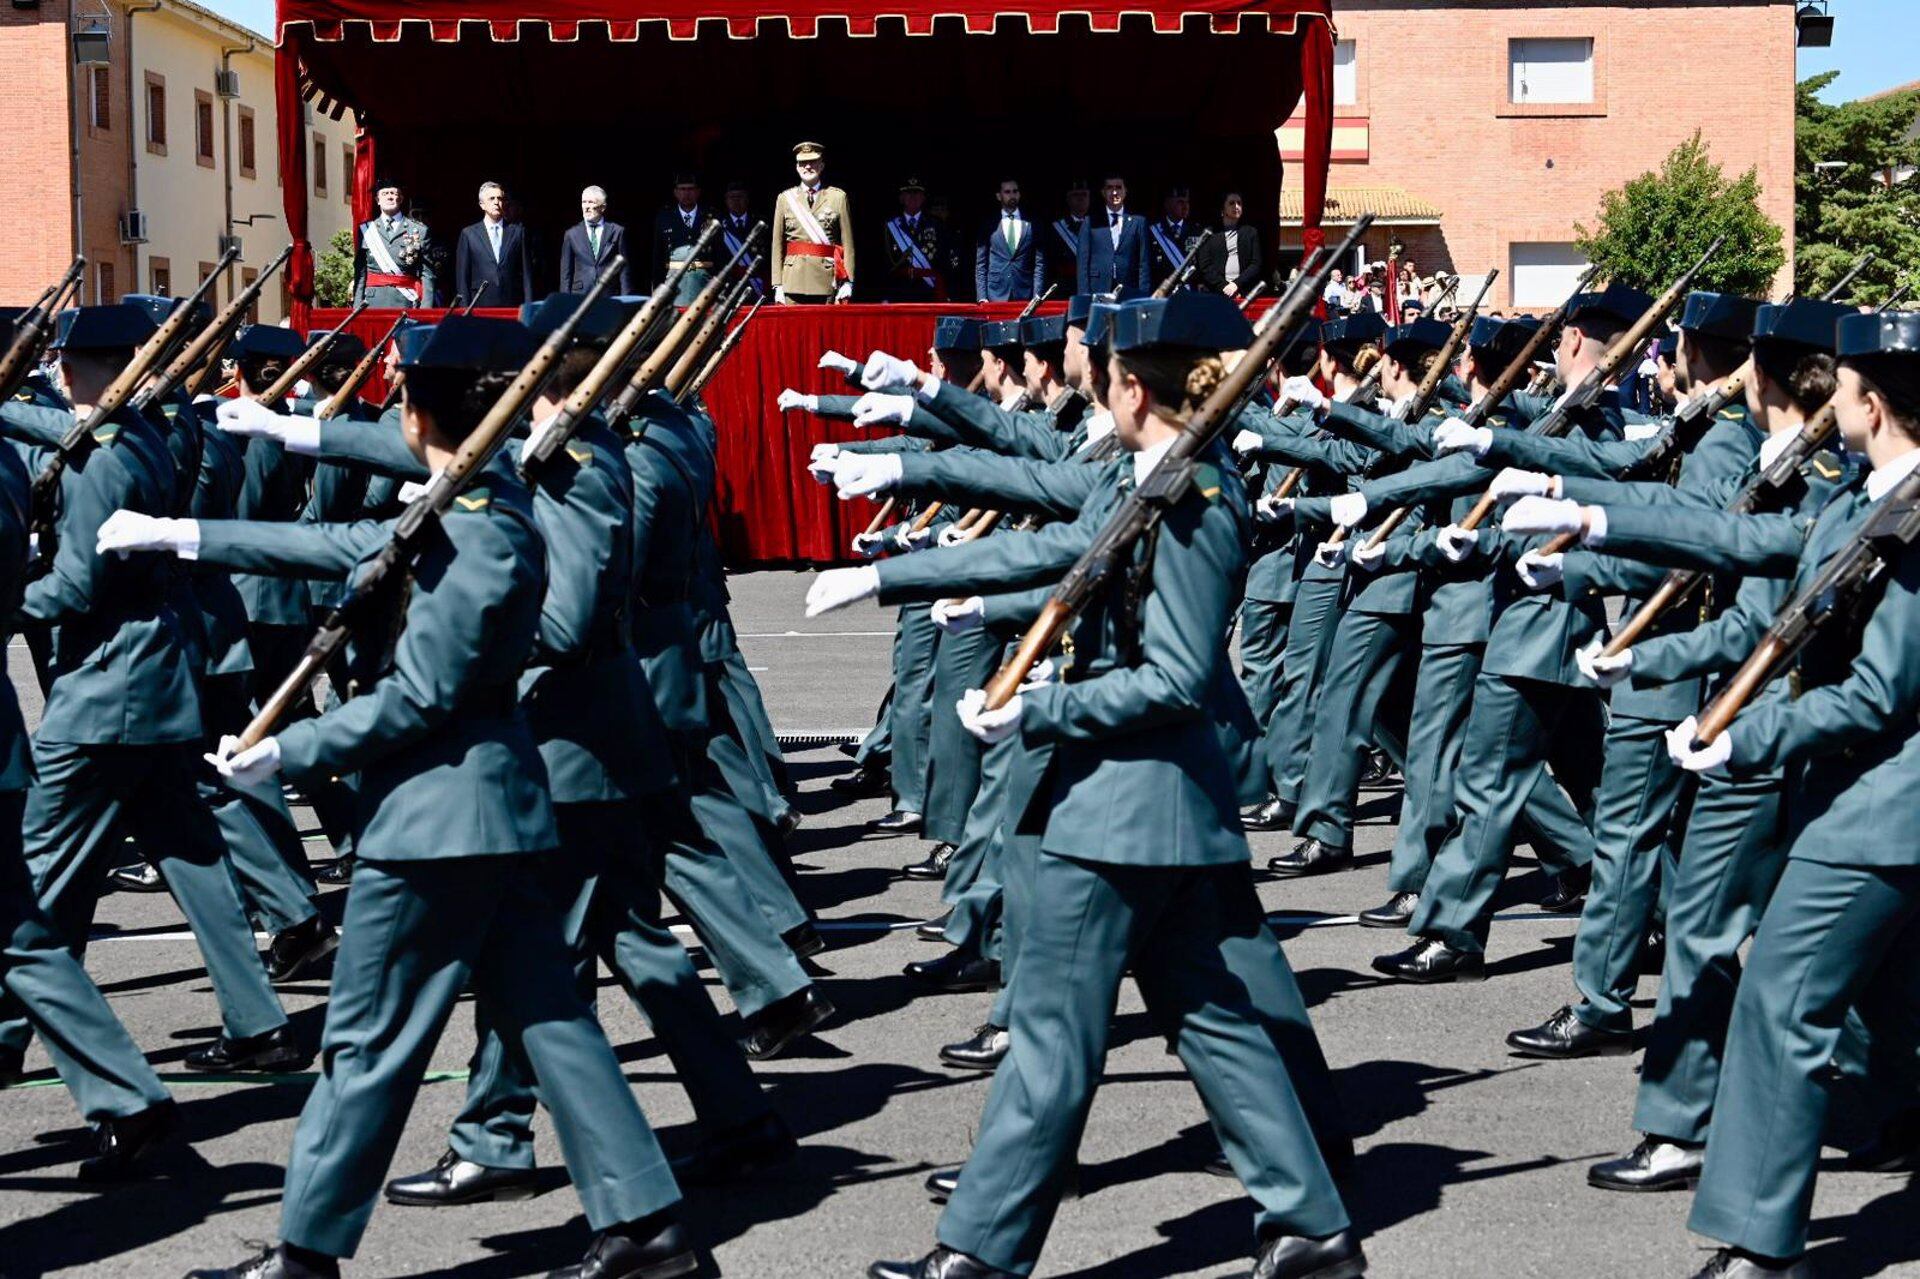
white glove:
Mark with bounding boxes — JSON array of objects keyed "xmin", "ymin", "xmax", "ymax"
[
  {"xmin": 1281, "ymin": 375, "xmax": 1326, "ymax": 411},
  {"xmin": 95, "ymin": 510, "xmax": 201, "ymax": 559},
  {"xmin": 831, "ymin": 452, "xmax": 904, "ymax": 500},
  {"xmin": 1018, "ymin": 657, "xmax": 1058, "ymax": 692},
  {"xmin": 930, "ymin": 596, "xmax": 985, "ymax": 633},
  {"xmin": 1329, "ymin": 492, "xmax": 1368, "ymax": 530},
  {"xmin": 1349, "ymin": 539, "xmax": 1386, "ymax": 573},
  {"xmin": 936, "ymin": 523, "xmax": 972, "ymax": 548},
  {"xmin": 1432, "ymin": 418, "xmax": 1493, "ymax": 458},
  {"xmin": 206, "ymin": 734, "xmax": 282, "ymax": 787},
  {"xmin": 397, "ymin": 480, "xmax": 431, "ymax": 503},
  {"xmin": 218, "ymin": 397, "xmax": 321, "ymax": 455},
  {"xmin": 1514, "ymin": 549, "xmax": 1564, "ymax": 590},
  {"xmin": 1255, "ymin": 494, "xmax": 1295, "ymax": 524},
  {"xmin": 1576, "ymin": 638, "xmax": 1633, "ymax": 689},
  {"xmin": 804, "ymin": 565, "xmax": 881, "ymax": 617},
  {"xmin": 774, "ymin": 286, "xmax": 788, "ymax": 304},
  {"xmin": 1625, "ymin": 420, "xmax": 1664, "ymax": 442},
  {"xmin": 898, "ymin": 523, "xmax": 935, "ymax": 552},
  {"xmin": 1502, "ymin": 496, "xmax": 1587, "ymax": 537},
  {"xmin": 1488, "ymin": 468, "xmax": 1558, "ymax": 502},
  {"xmin": 817, "ymin": 350, "xmax": 859, "ymax": 376},
  {"xmin": 861, "ymin": 351, "xmax": 923, "ymax": 392},
  {"xmin": 1665, "ymin": 716, "xmax": 1733, "ymax": 773},
  {"xmin": 850, "ymin": 530, "xmax": 888, "ymax": 558},
  {"xmin": 833, "ymin": 281, "xmax": 853, "ymax": 303},
  {"xmin": 777, "ymin": 389, "xmax": 818, "ymax": 413},
  {"xmin": 851, "ymin": 392, "xmax": 916, "ymax": 429},
  {"xmin": 807, "ymin": 443, "xmax": 841, "ymax": 483},
  {"xmin": 1312, "ymin": 539, "xmax": 1346, "ymax": 569},
  {"xmin": 1436, "ymin": 525, "xmax": 1479, "ymax": 563},
  {"xmin": 956, "ymin": 687, "xmax": 1022, "ymax": 744},
  {"xmin": 1232, "ymin": 428, "xmax": 1264, "ymax": 457}
]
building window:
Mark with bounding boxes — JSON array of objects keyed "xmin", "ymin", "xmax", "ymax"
[
  {"xmin": 195, "ymin": 90, "xmax": 215, "ymax": 168},
  {"xmin": 238, "ymin": 107, "xmax": 256, "ymax": 179},
  {"xmin": 343, "ymin": 145, "xmax": 353, "ymax": 205},
  {"xmin": 1510, "ymin": 242, "xmax": 1590, "ymax": 310},
  {"xmin": 96, "ymin": 261, "xmax": 116, "ymax": 304},
  {"xmin": 89, "ymin": 66, "xmax": 111, "ymax": 132},
  {"xmin": 145, "ymin": 72, "xmax": 167, "ymax": 156},
  {"xmin": 149, "ymin": 258, "xmax": 172, "ymax": 297},
  {"xmin": 242, "ymin": 268, "xmax": 260, "ymax": 324},
  {"xmin": 1508, "ymin": 37, "xmax": 1594, "ymax": 105},
  {"xmin": 1333, "ymin": 40, "xmax": 1357, "ymax": 107},
  {"xmin": 312, "ymin": 134, "xmax": 328, "ymax": 197}
]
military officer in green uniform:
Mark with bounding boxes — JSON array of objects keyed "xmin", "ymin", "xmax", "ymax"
[{"xmin": 771, "ymin": 142, "xmax": 854, "ymax": 304}]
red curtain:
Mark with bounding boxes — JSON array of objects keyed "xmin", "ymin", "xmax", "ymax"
[
  {"xmin": 352, "ymin": 126, "xmax": 378, "ymax": 229},
  {"xmin": 276, "ymin": 28, "xmax": 315, "ymax": 330},
  {"xmin": 1294, "ymin": 16, "xmax": 1333, "ymax": 260}
]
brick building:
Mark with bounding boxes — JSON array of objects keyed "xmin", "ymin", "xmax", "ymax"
[
  {"xmin": 1276, "ymin": 0, "xmax": 1800, "ymax": 309},
  {"xmin": 0, "ymin": 0, "xmax": 348, "ymax": 319}
]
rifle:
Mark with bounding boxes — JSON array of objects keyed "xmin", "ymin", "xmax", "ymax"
[
  {"xmin": 1456, "ymin": 238, "xmax": 1725, "ymax": 532},
  {"xmin": 666, "ymin": 261, "xmax": 759, "ymax": 400},
  {"xmin": 1880, "ymin": 283, "xmax": 1911, "ymax": 313},
  {"xmin": 0, "ymin": 257, "xmax": 87, "ymax": 404},
  {"xmin": 1152, "ymin": 229, "xmax": 1215, "ymax": 299},
  {"xmin": 683, "ymin": 294, "xmax": 765, "ymax": 403},
  {"xmin": 603, "ymin": 220, "xmax": 751, "ymax": 435},
  {"xmin": 1822, "ymin": 251, "xmax": 1877, "ymax": 306},
  {"xmin": 163, "ymin": 245, "xmax": 294, "ymax": 404},
  {"xmin": 236, "ymin": 261, "xmax": 625, "ymax": 750},
  {"xmin": 1020, "ymin": 283, "xmax": 1060, "ymax": 321},
  {"xmin": 461, "ymin": 283, "xmax": 489, "ymax": 316},
  {"xmin": 317, "ymin": 312, "xmax": 409, "ymax": 421},
  {"xmin": 254, "ymin": 301, "xmax": 370, "ymax": 411},
  {"xmin": 1236, "ymin": 282, "xmax": 1269, "ymax": 312},
  {"xmin": 981, "ymin": 217, "xmax": 1372, "ymax": 707}
]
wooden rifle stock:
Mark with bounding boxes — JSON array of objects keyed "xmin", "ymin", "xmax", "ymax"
[
  {"xmin": 317, "ymin": 313, "xmax": 408, "ymax": 420},
  {"xmin": 861, "ymin": 497, "xmax": 898, "ymax": 537},
  {"xmin": 256, "ymin": 301, "xmax": 370, "ymax": 410},
  {"xmin": 666, "ymin": 262, "xmax": 758, "ymax": 399},
  {"xmin": 605, "ymin": 221, "xmax": 756, "ymax": 431},
  {"xmin": 0, "ymin": 257, "xmax": 86, "ymax": 402},
  {"xmin": 158, "ymin": 244, "xmax": 295, "ymax": 406},
  {"xmin": 685, "ymin": 295, "xmax": 765, "ymax": 402}
]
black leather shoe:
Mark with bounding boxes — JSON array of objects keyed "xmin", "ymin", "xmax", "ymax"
[
  {"xmin": 313, "ymin": 855, "xmax": 355, "ymax": 886},
  {"xmin": 1588, "ymin": 1135, "xmax": 1703, "ymax": 1192},
  {"xmin": 384, "ymin": 1148, "xmax": 538, "ymax": 1205},
  {"xmin": 1241, "ymin": 797, "xmax": 1296, "ymax": 831},
  {"xmin": 741, "ymin": 986, "xmax": 835, "ymax": 1060},
  {"xmin": 0, "ymin": 1044, "xmax": 23, "ymax": 1089},
  {"xmin": 904, "ymin": 951, "xmax": 1001, "ymax": 994},
  {"xmin": 1358, "ymin": 749, "xmax": 1395, "ymax": 786},
  {"xmin": 264, "ymin": 915, "xmax": 338, "ymax": 983},
  {"xmin": 940, "ymin": 1023, "xmax": 1010, "ymax": 1070},
  {"xmin": 1845, "ymin": 1107, "xmax": 1920, "ymax": 1172},
  {"xmin": 1686, "ymin": 1248, "xmax": 1809, "ymax": 1278},
  {"xmin": 1357, "ymin": 892, "xmax": 1418, "ymax": 930},
  {"xmin": 1506, "ymin": 1005, "xmax": 1634, "ymax": 1060},
  {"xmin": 1252, "ymin": 1229, "xmax": 1368, "ymax": 1279},
  {"xmin": 187, "ymin": 1243, "xmax": 341, "ymax": 1278},
  {"xmin": 184, "ymin": 1024, "xmax": 309, "ymax": 1073},
  {"xmin": 78, "ymin": 1100, "xmax": 176, "ymax": 1182},
  {"xmin": 902, "ymin": 843, "xmax": 955, "ymax": 880},
  {"xmin": 1540, "ymin": 865, "xmax": 1591, "ymax": 914},
  {"xmin": 548, "ymin": 1214, "xmax": 698, "ymax": 1279},
  {"xmin": 1640, "ymin": 929, "xmax": 1667, "ymax": 977},
  {"xmin": 669, "ymin": 1112, "xmax": 797, "ymax": 1185},
  {"xmin": 830, "ymin": 763, "xmax": 892, "ymax": 797},
  {"xmin": 1371, "ymin": 938, "xmax": 1485, "ymax": 984},
  {"xmin": 1267, "ymin": 838, "xmax": 1354, "ymax": 879},
  {"xmin": 925, "ymin": 1166, "xmax": 960, "ymax": 1201},
  {"xmin": 109, "ymin": 861, "xmax": 167, "ymax": 894},
  {"xmin": 917, "ymin": 911, "xmax": 952, "ymax": 941},
  {"xmin": 782, "ymin": 922, "xmax": 827, "ymax": 959},
  {"xmin": 776, "ymin": 808, "xmax": 804, "ymax": 839},
  {"xmin": 869, "ymin": 809, "xmax": 924, "ymax": 836},
  {"xmin": 868, "ymin": 1248, "xmax": 1016, "ymax": 1279}
]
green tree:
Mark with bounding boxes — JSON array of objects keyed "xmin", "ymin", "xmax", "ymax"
[
  {"xmin": 1796, "ymin": 71, "xmax": 1920, "ymax": 306},
  {"xmin": 314, "ymin": 228, "xmax": 355, "ymax": 308},
  {"xmin": 1576, "ymin": 131, "xmax": 1786, "ymax": 299}
]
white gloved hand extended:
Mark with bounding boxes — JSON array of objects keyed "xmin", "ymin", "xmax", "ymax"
[
  {"xmin": 850, "ymin": 530, "xmax": 888, "ymax": 558},
  {"xmin": 956, "ymin": 687, "xmax": 1022, "ymax": 744},
  {"xmin": 1665, "ymin": 716, "xmax": 1733, "ymax": 772},
  {"xmin": 817, "ymin": 350, "xmax": 859, "ymax": 377},
  {"xmin": 804, "ymin": 565, "xmax": 881, "ymax": 617},
  {"xmin": 936, "ymin": 523, "xmax": 973, "ymax": 548},
  {"xmin": 1281, "ymin": 375, "xmax": 1326, "ymax": 412},
  {"xmin": 1576, "ymin": 638, "xmax": 1633, "ymax": 688},
  {"xmin": 1432, "ymin": 418, "xmax": 1493, "ymax": 458},
  {"xmin": 1255, "ymin": 494, "xmax": 1295, "ymax": 524},
  {"xmin": 1329, "ymin": 492, "xmax": 1368, "ymax": 530},
  {"xmin": 1436, "ymin": 524, "xmax": 1479, "ymax": 563},
  {"xmin": 1349, "ymin": 539, "xmax": 1386, "ymax": 573},
  {"xmin": 930, "ymin": 596, "xmax": 985, "ymax": 633},
  {"xmin": 1312, "ymin": 539, "xmax": 1346, "ymax": 569},
  {"xmin": 95, "ymin": 510, "xmax": 201, "ymax": 559},
  {"xmin": 206, "ymin": 734, "xmax": 282, "ymax": 786},
  {"xmin": 1501, "ymin": 496, "xmax": 1588, "ymax": 538},
  {"xmin": 1488, "ymin": 468, "xmax": 1559, "ymax": 502},
  {"xmin": 861, "ymin": 351, "xmax": 923, "ymax": 391},
  {"xmin": 830, "ymin": 452, "xmax": 904, "ymax": 500},
  {"xmin": 851, "ymin": 392, "xmax": 916, "ymax": 429},
  {"xmin": 898, "ymin": 522, "xmax": 935, "ymax": 552},
  {"xmin": 807, "ymin": 442, "xmax": 841, "ymax": 483},
  {"xmin": 777, "ymin": 388, "xmax": 819, "ymax": 413},
  {"xmin": 1514, "ymin": 549, "xmax": 1564, "ymax": 590},
  {"xmin": 1232, "ymin": 428, "xmax": 1264, "ymax": 457},
  {"xmin": 217, "ymin": 397, "xmax": 322, "ymax": 455},
  {"xmin": 833, "ymin": 281, "xmax": 853, "ymax": 303},
  {"xmin": 1017, "ymin": 657, "xmax": 1058, "ymax": 692}
]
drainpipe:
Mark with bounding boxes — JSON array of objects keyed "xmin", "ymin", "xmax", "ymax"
[
  {"xmin": 125, "ymin": 1, "xmax": 163, "ymax": 294},
  {"xmin": 219, "ymin": 35, "xmax": 255, "ymax": 299}
]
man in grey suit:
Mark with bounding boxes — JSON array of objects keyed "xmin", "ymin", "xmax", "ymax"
[
  {"xmin": 557, "ymin": 186, "xmax": 636, "ymax": 295},
  {"xmin": 974, "ymin": 178, "xmax": 1044, "ymax": 302},
  {"xmin": 351, "ymin": 180, "xmax": 437, "ymax": 308}
]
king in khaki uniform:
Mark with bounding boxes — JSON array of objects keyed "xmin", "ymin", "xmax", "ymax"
[{"xmin": 770, "ymin": 141, "xmax": 855, "ymax": 305}]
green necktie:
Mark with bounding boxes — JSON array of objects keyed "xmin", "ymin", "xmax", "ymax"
[{"xmin": 589, "ymin": 224, "xmax": 601, "ymax": 258}]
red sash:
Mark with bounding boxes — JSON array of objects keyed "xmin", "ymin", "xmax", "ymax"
[
  {"xmin": 784, "ymin": 240, "xmax": 849, "ymax": 284},
  {"xmin": 367, "ymin": 271, "xmax": 421, "ymax": 290}
]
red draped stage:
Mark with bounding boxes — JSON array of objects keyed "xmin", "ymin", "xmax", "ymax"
[{"xmin": 284, "ymin": 0, "xmax": 1333, "ymax": 561}]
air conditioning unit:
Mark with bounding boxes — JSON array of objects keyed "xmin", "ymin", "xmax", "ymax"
[
  {"xmin": 215, "ymin": 68, "xmax": 240, "ymax": 99},
  {"xmin": 120, "ymin": 210, "xmax": 149, "ymax": 244}
]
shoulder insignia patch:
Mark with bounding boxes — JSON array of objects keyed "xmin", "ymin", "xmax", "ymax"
[
  {"xmin": 1191, "ymin": 461, "xmax": 1223, "ymax": 503},
  {"xmin": 565, "ymin": 444, "xmax": 593, "ymax": 466},
  {"xmin": 1810, "ymin": 457, "xmax": 1843, "ymax": 481},
  {"xmin": 453, "ymin": 494, "xmax": 491, "ymax": 512},
  {"xmin": 91, "ymin": 425, "xmax": 120, "ymax": 446}
]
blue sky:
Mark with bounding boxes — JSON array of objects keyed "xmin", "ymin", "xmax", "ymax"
[{"xmin": 208, "ymin": 0, "xmax": 1914, "ymax": 101}]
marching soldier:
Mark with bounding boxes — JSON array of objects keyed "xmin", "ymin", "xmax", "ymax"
[
  {"xmin": 771, "ymin": 141, "xmax": 854, "ymax": 304},
  {"xmin": 652, "ymin": 173, "xmax": 716, "ymax": 305},
  {"xmin": 351, "ymin": 179, "xmax": 437, "ymax": 308},
  {"xmin": 881, "ymin": 178, "xmax": 957, "ymax": 302}
]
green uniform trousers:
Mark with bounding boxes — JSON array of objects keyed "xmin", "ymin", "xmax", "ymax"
[
  {"xmin": 1238, "ymin": 598, "xmax": 1291, "ymax": 727},
  {"xmin": 1411, "ymin": 674, "xmax": 1603, "ymax": 956},
  {"xmin": 1632, "ymin": 769, "xmax": 1788, "ymax": 1142},
  {"xmin": 707, "ymin": 662, "xmax": 795, "ymax": 836},
  {"xmin": 676, "ymin": 734, "xmax": 811, "ymax": 943},
  {"xmin": 715, "ymin": 644, "xmax": 794, "ymax": 811},
  {"xmin": 1292, "ymin": 610, "xmax": 1414, "ymax": 851},
  {"xmin": 1688, "ymin": 859, "xmax": 1920, "ymax": 1260},
  {"xmin": 278, "ymin": 853, "xmax": 681, "ymax": 1259},
  {"xmin": 0, "ymin": 791, "xmax": 171, "ymax": 1122},
  {"xmin": 925, "ymin": 625, "xmax": 1001, "ymax": 846},
  {"xmin": 853, "ymin": 687, "xmax": 894, "ymax": 767},
  {"xmin": 199, "ymin": 674, "xmax": 317, "ymax": 936},
  {"xmin": 890, "ymin": 603, "xmax": 941, "ymax": 813},
  {"xmin": 0, "ymin": 739, "xmax": 287, "ymax": 1058},
  {"xmin": 1263, "ymin": 577, "xmax": 1344, "ymax": 806},
  {"xmin": 452, "ymin": 801, "xmax": 768, "ymax": 1171},
  {"xmin": 940, "ymin": 728, "xmax": 1019, "ymax": 959},
  {"xmin": 940, "ymin": 853, "xmax": 1350, "ymax": 1275}
]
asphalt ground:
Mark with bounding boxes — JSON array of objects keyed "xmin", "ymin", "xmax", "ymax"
[{"xmin": 0, "ymin": 569, "xmax": 1913, "ymax": 1278}]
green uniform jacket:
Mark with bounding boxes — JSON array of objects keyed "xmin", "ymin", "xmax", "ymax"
[
  {"xmin": 234, "ymin": 433, "xmax": 319, "ymax": 627},
  {"xmin": 0, "ymin": 445, "xmax": 35, "ymax": 790},
  {"xmin": 186, "ymin": 405, "xmax": 256, "ymax": 678},
  {"xmin": 625, "ymin": 393, "xmax": 714, "ymax": 733}
]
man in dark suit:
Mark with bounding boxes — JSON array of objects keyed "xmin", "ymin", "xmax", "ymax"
[
  {"xmin": 719, "ymin": 181, "xmax": 766, "ymax": 297},
  {"xmin": 974, "ymin": 178, "xmax": 1044, "ymax": 302},
  {"xmin": 1076, "ymin": 175, "xmax": 1151, "ymax": 294},
  {"xmin": 1046, "ymin": 179, "xmax": 1091, "ymax": 294},
  {"xmin": 452, "ymin": 181, "xmax": 533, "ymax": 308},
  {"xmin": 558, "ymin": 185, "xmax": 635, "ymax": 295},
  {"xmin": 652, "ymin": 174, "xmax": 715, "ymax": 304},
  {"xmin": 1194, "ymin": 191, "xmax": 1266, "ymax": 298},
  {"xmin": 1147, "ymin": 184, "xmax": 1204, "ymax": 290}
]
